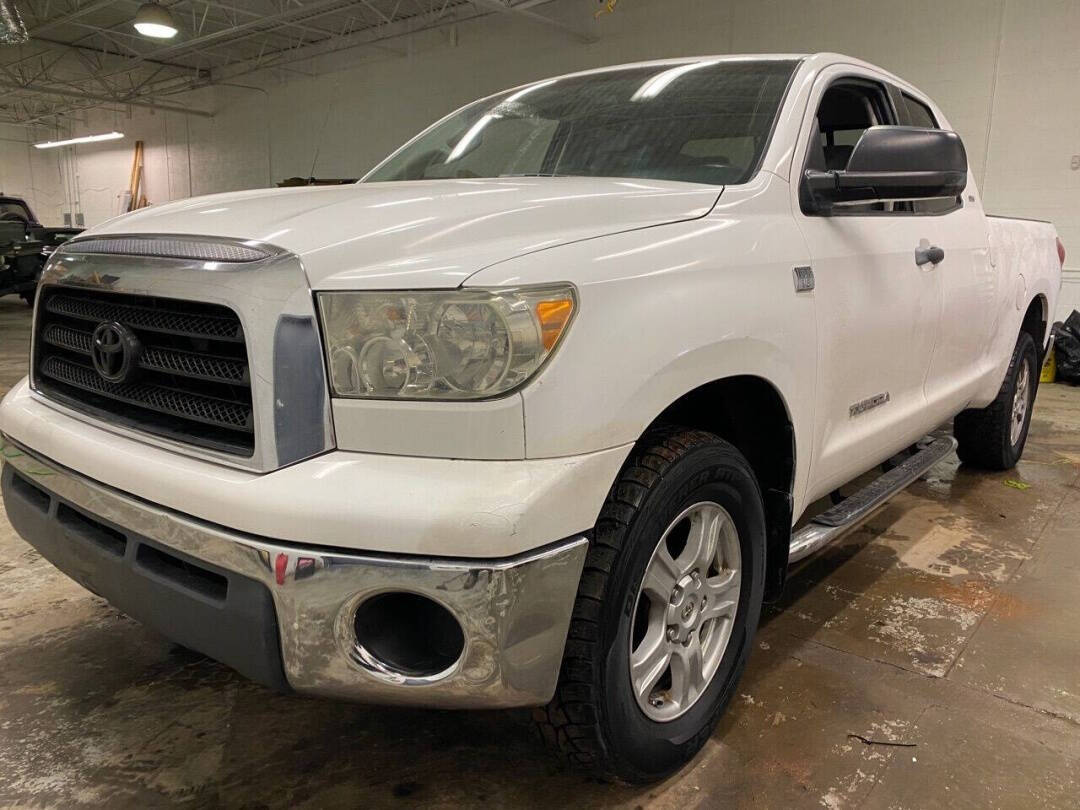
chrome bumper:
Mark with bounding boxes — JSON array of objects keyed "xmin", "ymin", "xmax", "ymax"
[{"xmin": 0, "ymin": 438, "xmax": 588, "ymax": 708}]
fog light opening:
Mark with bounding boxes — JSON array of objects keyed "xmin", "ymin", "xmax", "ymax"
[{"xmin": 352, "ymin": 592, "xmax": 465, "ymax": 678}]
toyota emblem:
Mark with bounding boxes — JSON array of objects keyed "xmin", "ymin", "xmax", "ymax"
[{"xmin": 91, "ymin": 321, "xmax": 141, "ymax": 383}]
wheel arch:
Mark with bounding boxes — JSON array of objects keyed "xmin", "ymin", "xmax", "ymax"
[
  {"xmin": 644, "ymin": 375, "xmax": 796, "ymax": 601},
  {"xmin": 1021, "ymin": 294, "xmax": 1049, "ymax": 356}
]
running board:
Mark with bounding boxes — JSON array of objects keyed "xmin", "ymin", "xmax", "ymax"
[{"xmin": 788, "ymin": 435, "xmax": 957, "ymax": 564}]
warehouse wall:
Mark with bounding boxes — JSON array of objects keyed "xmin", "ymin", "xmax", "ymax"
[
  {"xmin": 0, "ymin": 124, "xmax": 71, "ymax": 225},
  {"xmin": 5, "ymin": 0, "xmax": 1079, "ymax": 314}
]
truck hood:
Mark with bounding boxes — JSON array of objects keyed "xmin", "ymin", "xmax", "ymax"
[{"xmin": 83, "ymin": 178, "xmax": 722, "ymax": 289}]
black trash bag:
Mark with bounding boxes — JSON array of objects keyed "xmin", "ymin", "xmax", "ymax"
[
  {"xmin": 1054, "ymin": 315, "xmax": 1080, "ymax": 384},
  {"xmin": 1065, "ymin": 310, "xmax": 1080, "ymax": 341}
]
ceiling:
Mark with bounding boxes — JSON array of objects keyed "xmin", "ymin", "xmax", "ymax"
[{"xmin": 0, "ymin": 0, "xmax": 594, "ymax": 127}]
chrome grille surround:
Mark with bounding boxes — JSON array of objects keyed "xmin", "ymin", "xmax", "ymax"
[{"xmin": 31, "ymin": 235, "xmax": 335, "ymax": 472}]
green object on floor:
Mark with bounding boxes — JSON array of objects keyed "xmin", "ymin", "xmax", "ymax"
[{"xmin": 1003, "ymin": 479, "xmax": 1031, "ymax": 491}]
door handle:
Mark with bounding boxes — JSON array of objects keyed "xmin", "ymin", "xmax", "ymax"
[{"xmin": 915, "ymin": 245, "xmax": 945, "ymax": 266}]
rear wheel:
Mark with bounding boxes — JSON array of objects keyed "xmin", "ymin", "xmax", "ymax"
[
  {"xmin": 955, "ymin": 331, "xmax": 1038, "ymax": 470},
  {"xmin": 534, "ymin": 427, "xmax": 766, "ymax": 783}
]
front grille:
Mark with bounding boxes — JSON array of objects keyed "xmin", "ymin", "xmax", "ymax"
[
  {"xmin": 33, "ymin": 288, "xmax": 254, "ymax": 456},
  {"xmin": 45, "ymin": 293, "xmax": 243, "ymax": 341}
]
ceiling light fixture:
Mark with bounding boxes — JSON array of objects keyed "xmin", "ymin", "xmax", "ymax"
[
  {"xmin": 34, "ymin": 132, "xmax": 125, "ymax": 150},
  {"xmin": 133, "ymin": 2, "xmax": 178, "ymax": 39}
]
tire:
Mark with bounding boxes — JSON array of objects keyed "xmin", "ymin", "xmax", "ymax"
[
  {"xmin": 954, "ymin": 331, "xmax": 1039, "ymax": 470},
  {"xmin": 534, "ymin": 426, "xmax": 766, "ymax": 783},
  {"xmin": 20, "ymin": 291, "xmax": 35, "ymax": 306}
]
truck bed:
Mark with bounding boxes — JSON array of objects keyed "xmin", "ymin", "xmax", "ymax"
[{"xmin": 987, "ymin": 213, "xmax": 1062, "ymax": 348}]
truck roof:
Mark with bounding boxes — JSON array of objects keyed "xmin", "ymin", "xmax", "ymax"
[
  {"xmin": 469, "ymin": 53, "xmax": 916, "ymax": 108},
  {"xmin": 531, "ymin": 53, "xmax": 808, "ymax": 81}
]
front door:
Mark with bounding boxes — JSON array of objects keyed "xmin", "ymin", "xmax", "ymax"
[{"xmin": 792, "ymin": 68, "xmax": 944, "ymax": 501}]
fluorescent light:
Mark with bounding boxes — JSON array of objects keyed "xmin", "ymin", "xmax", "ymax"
[
  {"xmin": 631, "ymin": 60, "xmax": 720, "ymax": 101},
  {"xmin": 133, "ymin": 3, "xmax": 178, "ymax": 38},
  {"xmin": 34, "ymin": 132, "xmax": 125, "ymax": 150}
]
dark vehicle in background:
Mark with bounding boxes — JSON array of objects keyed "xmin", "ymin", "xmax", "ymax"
[{"xmin": 0, "ymin": 196, "xmax": 82, "ymax": 305}]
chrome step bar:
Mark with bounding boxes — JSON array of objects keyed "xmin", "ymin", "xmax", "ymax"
[{"xmin": 788, "ymin": 436, "xmax": 957, "ymax": 564}]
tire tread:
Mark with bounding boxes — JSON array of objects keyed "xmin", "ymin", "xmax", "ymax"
[
  {"xmin": 533, "ymin": 425, "xmax": 751, "ymax": 782},
  {"xmin": 955, "ymin": 332, "xmax": 1037, "ymax": 470}
]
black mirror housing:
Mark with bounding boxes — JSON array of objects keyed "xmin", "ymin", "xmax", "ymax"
[{"xmin": 804, "ymin": 126, "xmax": 968, "ymax": 213}]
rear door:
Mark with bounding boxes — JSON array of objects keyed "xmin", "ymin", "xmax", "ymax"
[
  {"xmin": 898, "ymin": 90, "xmax": 997, "ymax": 417},
  {"xmin": 792, "ymin": 66, "xmax": 944, "ymax": 501}
]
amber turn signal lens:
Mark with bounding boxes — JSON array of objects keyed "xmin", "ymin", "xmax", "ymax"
[{"xmin": 536, "ymin": 298, "xmax": 574, "ymax": 350}]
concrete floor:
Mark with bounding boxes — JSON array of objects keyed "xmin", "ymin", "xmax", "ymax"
[{"xmin": 0, "ymin": 296, "xmax": 1078, "ymax": 809}]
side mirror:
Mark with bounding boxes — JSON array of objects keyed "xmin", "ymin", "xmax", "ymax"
[{"xmin": 803, "ymin": 126, "xmax": 967, "ymax": 213}]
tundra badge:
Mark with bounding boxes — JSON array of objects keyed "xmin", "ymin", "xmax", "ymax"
[{"xmin": 850, "ymin": 392, "xmax": 891, "ymax": 418}]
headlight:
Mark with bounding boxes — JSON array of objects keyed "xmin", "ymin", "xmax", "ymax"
[{"xmin": 317, "ymin": 285, "xmax": 575, "ymax": 399}]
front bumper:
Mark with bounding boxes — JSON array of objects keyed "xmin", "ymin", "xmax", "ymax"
[
  {"xmin": 1, "ymin": 439, "xmax": 588, "ymax": 708},
  {"xmin": 1, "ymin": 377, "xmax": 628, "ymax": 559}
]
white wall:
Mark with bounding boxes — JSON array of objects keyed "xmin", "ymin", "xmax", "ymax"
[
  {"xmin": 4, "ymin": 0, "xmax": 1078, "ymax": 315},
  {"xmin": 0, "ymin": 124, "xmax": 72, "ymax": 224}
]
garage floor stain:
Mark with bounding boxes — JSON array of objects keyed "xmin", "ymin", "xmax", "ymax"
[{"xmin": 0, "ymin": 298, "xmax": 1077, "ymax": 808}]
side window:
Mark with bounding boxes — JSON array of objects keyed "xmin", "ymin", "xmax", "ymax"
[
  {"xmin": 902, "ymin": 93, "xmax": 959, "ymax": 214},
  {"xmin": 804, "ymin": 80, "xmax": 895, "ymax": 213}
]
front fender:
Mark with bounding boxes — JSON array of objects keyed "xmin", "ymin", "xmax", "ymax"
[{"xmin": 467, "ymin": 180, "xmax": 816, "ymax": 516}]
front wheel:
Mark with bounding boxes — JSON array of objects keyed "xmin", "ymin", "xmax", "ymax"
[
  {"xmin": 534, "ymin": 427, "xmax": 766, "ymax": 783},
  {"xmin": 955, "ymin": 331, "xmax": 1039, "ymax": 470}
]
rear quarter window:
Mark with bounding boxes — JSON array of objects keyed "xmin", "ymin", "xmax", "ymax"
[{"xmin": 0, "ymin": 201, "xmax": 33, "ymax": 222}]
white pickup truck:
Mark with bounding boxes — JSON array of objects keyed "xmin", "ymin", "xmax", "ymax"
[{"xmin": 0, "ymin": 53, "xmax": 1063, "ymax": 782}]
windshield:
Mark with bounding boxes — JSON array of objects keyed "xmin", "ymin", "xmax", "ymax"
[{"xmin": 365, "ymin": 59, "xmax": 798, "ymax": 186}]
